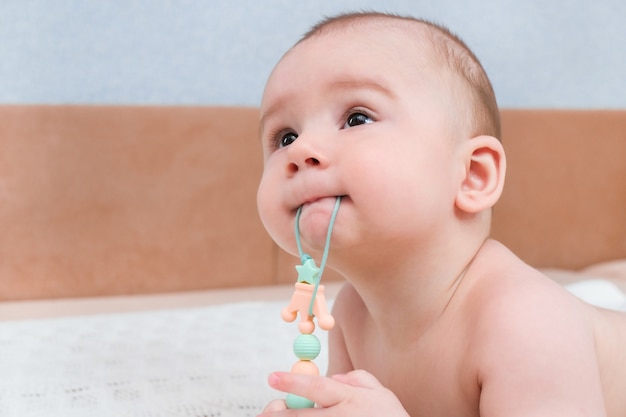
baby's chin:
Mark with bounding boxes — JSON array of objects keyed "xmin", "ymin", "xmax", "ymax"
[
  {"xmin": 298, "ymin": 227, "xmax": 331, "ymax": 253},
  {"xmin": 297, "ymin": 208, "xmax": 340, "ymax": 251}
]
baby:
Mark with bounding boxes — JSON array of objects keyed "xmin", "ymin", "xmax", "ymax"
[{"xmin": 256, "ymin": 11, "xmax": 626, "ymax": 417}]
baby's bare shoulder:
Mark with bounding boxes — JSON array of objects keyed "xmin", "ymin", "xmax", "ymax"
[
  {"xmin": 469, "ymin": 265, "xmax": 586, "ymax": 339},
  {"xmin": 466, "ymin": 241, "xmax": 584, "ymax": 327},
  {"xmin": 459, "ymin": 251, "xmax": 613, "ymax": 414},
  {"xmin": 459, "ymin": 244, "xmax": 598, "ymax": 362},
  {"xmin": 465, "ymin": 248, "xmax": 626, "ymax": 415}
]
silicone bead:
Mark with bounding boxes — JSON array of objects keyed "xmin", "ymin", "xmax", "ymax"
[
  {"xmin": 291, "ymin": 360, "xmax": 319, "ymax": 375},
  {"xmin": 286, "ymin": 393, "xmax": 315, "ymax": 409},
  {"xmin": 296, "ymin": 258, "xmax": 320, "ymax": 284},
  {"xmin": 293, "ymin": 334, "xmax": 321, "ymax": 360}
]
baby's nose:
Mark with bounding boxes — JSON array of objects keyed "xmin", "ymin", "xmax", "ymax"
[
  {"xmin": 288, "ymin": 156, "xmax": 321, "ymax": 174},
  {"xmin": 286, "ymin": 137, "xmax": 326, "ymax": 174}
]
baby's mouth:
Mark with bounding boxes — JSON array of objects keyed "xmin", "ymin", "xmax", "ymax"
[{"xmin": 298, "ymin": 195, "xmax": 346, "ymax": 211}]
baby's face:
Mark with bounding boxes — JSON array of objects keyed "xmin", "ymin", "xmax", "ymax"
[{"xmin": 257, "ymin": 24, "xmax": 463, "ymax": 261}]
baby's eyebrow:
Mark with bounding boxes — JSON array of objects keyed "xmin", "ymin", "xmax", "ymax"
[{"xmin": 328, "ymin": 78, "xmax": 395, "ymax": 98}]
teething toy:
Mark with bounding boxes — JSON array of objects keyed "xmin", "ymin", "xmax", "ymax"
[{"xmin": 281, "ymin": 196, "xmax": 341, "ymax": 409}]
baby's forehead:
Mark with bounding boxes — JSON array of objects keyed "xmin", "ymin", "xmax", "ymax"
[
  {"xmin": 291, "ymin": 19, "xmax": 442, "ymax": 70},
  {"xmin": 262, "ymin": 23, "xmax": 451, "ymax": 110}
]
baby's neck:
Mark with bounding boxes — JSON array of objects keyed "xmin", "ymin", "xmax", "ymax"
[{"xmin": 341, "ymin": 237, "xmax": 490, "ymax": 345}]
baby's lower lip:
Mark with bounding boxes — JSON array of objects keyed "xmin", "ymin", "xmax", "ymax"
[
  {"xmin": 301, "ymin": 195, "xmax": 344, "ymax": 207},
  {"xmin": 298, "ymin": 198, "xmax": 327, "ymax": 212}
]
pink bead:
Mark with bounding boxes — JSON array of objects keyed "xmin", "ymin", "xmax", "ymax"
[{"xmin": 291, "ymin": 360, "xmax": 319, "ymax": 376}]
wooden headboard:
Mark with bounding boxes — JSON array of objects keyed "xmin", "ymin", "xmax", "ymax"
[
  {"xmin": 1, "ymin": 106, "xmax": 625, "ymax": 300},
  {"xmin": 492, "ymin": 110, "xmax": 626, "ymax": 269}
]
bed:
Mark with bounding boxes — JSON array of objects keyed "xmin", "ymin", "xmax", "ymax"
[{"xmin": 0, "ymin": 106, "xmax": 625, "ymax": 416}]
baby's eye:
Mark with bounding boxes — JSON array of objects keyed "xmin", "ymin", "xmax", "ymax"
[
  {"xmin": 279, "ymin": 131, "xmax": 298, "ymax": 148},
  {"xmin": 344, "ymin": 112, "xmax": 373, "ymax": 128}
]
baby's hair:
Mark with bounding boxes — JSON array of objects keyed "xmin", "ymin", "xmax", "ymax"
[{"xmin": 298, "ymin": 12, "xmax": 501, "ymax": 140}]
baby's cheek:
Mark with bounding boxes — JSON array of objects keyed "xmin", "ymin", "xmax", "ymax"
[
  {"xmin": 256, "ymin": 177, "xmax": 277, "ymax": 219},
  {"xmin": 257, "ymin": 201, "xmax": 280, "ymax": 236},
  {"xmin": 258, "ymin": 205, "xmax": 297, "ymax": 256}
]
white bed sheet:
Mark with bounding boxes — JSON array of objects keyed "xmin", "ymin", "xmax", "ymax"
[
  {"xmin": 0, "ymin": 279, "xmax": 624, "ymax": 417},
  {"xmin": 0, "ymin": 300, "xmax": 305, "ymax": 417}
]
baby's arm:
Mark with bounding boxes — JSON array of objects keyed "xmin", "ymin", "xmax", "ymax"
[{"xmin": 475, "ymin": 287, "xmax": 607, "ymax": 417}]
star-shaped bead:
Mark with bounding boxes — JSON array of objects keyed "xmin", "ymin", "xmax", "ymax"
[{"xmin": 296, "ymin": 258, "xmax": 320, "ymax": 284}]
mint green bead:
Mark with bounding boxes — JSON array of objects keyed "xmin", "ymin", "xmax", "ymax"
[
  {"xmin": 293, "ymin": 334, "xmax": 321, "ymax": 360},
  {"xmin": 286, "ymin": 393, "xmax": 315, "ymax": 409}
]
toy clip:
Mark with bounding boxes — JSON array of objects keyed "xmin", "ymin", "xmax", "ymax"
[{"xmin": 280, "ymin": 196, "xmax": 341, "ymax": 409}]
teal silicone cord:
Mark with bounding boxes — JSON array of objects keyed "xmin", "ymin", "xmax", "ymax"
[{"xmin": 294, "ymin": 196, "xmax": 342, "ymax": 316}]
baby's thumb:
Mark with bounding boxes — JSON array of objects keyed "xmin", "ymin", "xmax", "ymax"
[
  {"xmin": 331, "ymin": 369, "xmax": 383, "ymax": 389},
  {"xmin": 262, "ymin": 399, "xmax": 288, "ymax": 413}
]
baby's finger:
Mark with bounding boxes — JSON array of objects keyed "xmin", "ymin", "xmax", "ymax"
[
  {"xmin": 262, "ymin": 398, "xmax": 288, "ymax": 413},
  {"xmin": 268, "ymin": 372, "xmax": 344, "ymax": 407}
]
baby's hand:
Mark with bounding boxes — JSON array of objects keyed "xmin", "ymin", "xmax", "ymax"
[{"xmin": 258, "ymin": 370, "xmax": 409, "ymax": 416}]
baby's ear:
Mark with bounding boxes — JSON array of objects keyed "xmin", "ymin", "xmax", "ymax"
[{"xmin": 455, "ymin": 135, "xmax": 506, "ymax": 214}]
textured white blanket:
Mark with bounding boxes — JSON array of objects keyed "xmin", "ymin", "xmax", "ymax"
[{"xmin": 0, "ymin": 280, "xmax": 624, "ymax": 417}]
